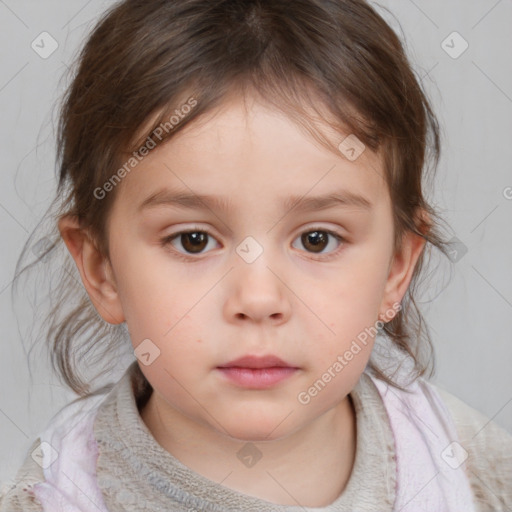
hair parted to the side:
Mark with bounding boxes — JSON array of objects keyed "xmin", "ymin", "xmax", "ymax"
[{"xmin": 14, "ymin": 0, "xmax": 452, "ymax": 398}]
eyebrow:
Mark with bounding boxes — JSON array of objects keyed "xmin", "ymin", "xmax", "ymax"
[{"xmin": 138, "ymin": 188, "xmax": 372, "ymax": 213}]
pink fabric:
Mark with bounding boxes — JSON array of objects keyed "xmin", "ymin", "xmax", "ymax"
[
  {"xmin": 29, "ymin": 375, "xmax": 476, "ymax": 511},
  {"xmin": 31, "ymin": 396, "xmax": 109, "ymax": 512},
  {"xmin": 371, "ymin": 376, "xmax": 476, "ymax": 511}
]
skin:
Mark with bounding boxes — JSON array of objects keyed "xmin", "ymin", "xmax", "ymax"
[{"xmin": 59, "ymin": 92, "xmax": 425, "ymax": 507}]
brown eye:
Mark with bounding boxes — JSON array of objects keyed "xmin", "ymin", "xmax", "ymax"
[
  {"xmin": 163, "ymin": 230, "xmax": 219, "ymax": 255},
  {"xmin": 301, "ymin": 231, "xmax": 328, "ymax": 253},
  {"xmin": 292, "ymin": 229, "xmax": 343, "ymax": 256},
  {"xmin": 180, "ymin": 232, "xmax": 209, "ymax": 253}
]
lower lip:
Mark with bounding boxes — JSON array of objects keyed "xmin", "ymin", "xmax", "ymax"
[{"xmin": 217, "ymin": 367, "xmax": 297, "ymax": 389}]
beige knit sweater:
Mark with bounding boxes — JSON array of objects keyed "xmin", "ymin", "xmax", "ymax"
[{"xmin": 1, "ymin": 361, "xmax": 511, "ymax": 511}]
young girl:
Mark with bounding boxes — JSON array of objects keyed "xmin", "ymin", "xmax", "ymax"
[{"xmin": 1, "ymin": 0, "xmax": 511, "ymax": 510}]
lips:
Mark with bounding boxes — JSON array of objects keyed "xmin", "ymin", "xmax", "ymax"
[
  {"xmin": 218, "ymin": 355, "xmax": 295, "ymax": 369},
  {"xmin": 217, "ymin": 355, "xmax": 298, "ymax": 389}
]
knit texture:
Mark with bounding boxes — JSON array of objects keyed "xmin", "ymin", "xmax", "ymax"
[
  {"xmin": 93, "ymin": 363, "xmax": 395, "ymax": 511},
  {"xmin": 1, "ymin": 360, "xmax": 511, "ymax": 511}
]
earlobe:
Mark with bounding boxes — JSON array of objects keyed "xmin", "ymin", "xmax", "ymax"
[
  {"xmin": 57, "ymin": 215, "xmax": 125, "ymax": 325},
  {"xmin": 380, "ymin": 229, "xmax": 426, "ymax": 318}
]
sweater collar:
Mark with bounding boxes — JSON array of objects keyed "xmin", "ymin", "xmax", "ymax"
[{"xmin": 93, "ymin": 361, "xmax": 396, "ymax": 511}]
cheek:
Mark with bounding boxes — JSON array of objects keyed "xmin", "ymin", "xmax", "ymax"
[
  {"xmin": 111, "ymin": 247, "xmax": 196, "ymax": 342},
  {"xmin": 297, "ymin": 249, "xmax": 391, "ymax": 369},
  {"xmin": 313, "ymin": 255, "xmax": 389, "ymax": 328},
  {"xmin": 113, "ymin": 258, "xmax": 215, "ymax": 375}
]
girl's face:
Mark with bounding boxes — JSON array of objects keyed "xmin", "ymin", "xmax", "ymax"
[{"xmin": 96, "ymin": 94, "xmax": 420, "ymax": 441}]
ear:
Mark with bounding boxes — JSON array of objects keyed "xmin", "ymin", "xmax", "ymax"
[
  {"xmin": 57, "ymin": 215, "xmax": 125, "ymax": 324},
  {"xmin": 379, "ymin": 219, "xmax": 427, "ymax": 320}
]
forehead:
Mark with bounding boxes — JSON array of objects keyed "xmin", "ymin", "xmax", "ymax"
[{"xmin": 116, "ymin": 94, "xmax": 389, "ymax": 213}]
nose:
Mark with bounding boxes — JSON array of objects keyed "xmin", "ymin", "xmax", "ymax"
[{"xmin": 223, "ymin": 257, "xmax": 292, "ymax": 326}]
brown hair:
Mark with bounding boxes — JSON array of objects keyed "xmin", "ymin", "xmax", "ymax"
[{"xmin": 14, "ymin": 0, "xmax": 450, "ymax": 397}]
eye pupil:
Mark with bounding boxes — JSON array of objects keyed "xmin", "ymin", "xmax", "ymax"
[
  {"xmin": 182, "ymin": 232, "xmax": 208, "ymax": 253},
  {"xmin": 302, "ymin": 231, "xmax": 328, "ymax": 253}
]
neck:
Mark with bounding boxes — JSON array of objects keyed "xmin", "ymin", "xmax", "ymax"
[{"xmin": 140, "ymin": 393, "xmax": 357, "ymax": 507}]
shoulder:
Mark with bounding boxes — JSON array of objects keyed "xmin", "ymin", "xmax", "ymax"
[
  {"xmin": 1, "ymin": 391, "xmax": 110, "ymax": 512},
  {"xmin": 433, "ymin": 383, "xmax": 512, "ymax": 511},
  {"xmin": 0, "ymin": 368, "xmax": 138, "ymax": 512},
  {"xmin": 0, "ymin": 438, "xmax": 45, "ymax": 512}
]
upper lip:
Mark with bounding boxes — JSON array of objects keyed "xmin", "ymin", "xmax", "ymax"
[{"xmin": 218, "ymin": 355, "xmax": 296, "ymax": 369}]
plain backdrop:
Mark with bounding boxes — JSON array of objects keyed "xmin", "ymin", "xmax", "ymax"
[{"xmin": 1, "ymin": 0, "xmax": 511, "ymax": 483}]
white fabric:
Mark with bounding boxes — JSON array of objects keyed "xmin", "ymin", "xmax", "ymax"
[
  {"xmin": 32, "ymin": 395, "xmax": 109, "ymax": 512},
  {"xmin": 31, "ymin": 376, "xmax": 476, "ymax": 511},
  {"xmin": 372, "ymin": 376, "xmax": 476, "ymax": 512}
]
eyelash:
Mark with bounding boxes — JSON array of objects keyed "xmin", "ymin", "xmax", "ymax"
[{"xmin": 160, "ymin": 227, "xmax": 346, "ymax": 261}]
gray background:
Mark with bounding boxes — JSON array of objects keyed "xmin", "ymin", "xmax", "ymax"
[{"xmin": 1, "ymin": 0, "xmax": 511, "ymax": 483}]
